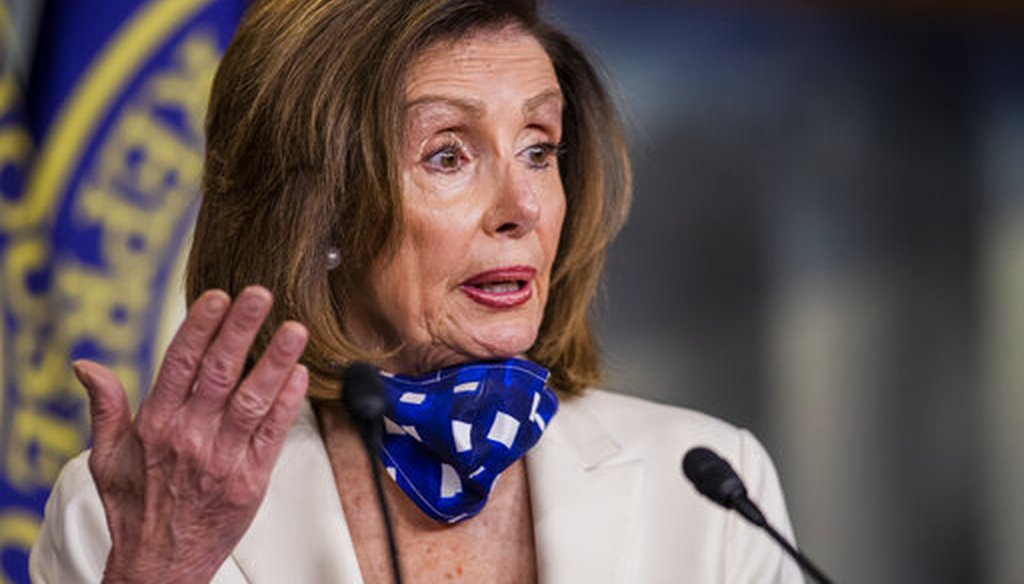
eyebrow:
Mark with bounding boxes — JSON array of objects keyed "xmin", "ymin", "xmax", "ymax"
[
  {"xmin": 404, "ymin": 87, "xmax": 564, "ymax": 117},
  {"xmin": 522, "ymin": 88, "xmax": 564, "ymax": 115},
  {"xmin": 405, "ymin": 95, "xmax": 486, "ymax": 117}
]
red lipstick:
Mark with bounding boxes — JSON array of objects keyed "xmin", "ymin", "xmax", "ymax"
[{"xmin": 459, "ymin": 266, "xmax": 536, "ymax": 309}]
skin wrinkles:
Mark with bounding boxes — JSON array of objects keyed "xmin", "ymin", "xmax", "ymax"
[
  {"xmin": 362, "ymin": 26, "xmax": 567, "ymax": 375},
  {"xmin": 327, "ymin": 31, "xmax": 554, "ymax": 583},
  {"xmin": 65, "ymin": 18, "xmax": 565, "ymax": 584}
]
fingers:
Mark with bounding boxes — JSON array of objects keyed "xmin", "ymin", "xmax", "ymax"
[
  {"xmin": 215, "ymin": 322, "xmax": 308, "ymax": 454},
  {"xmin": 248, "ymin": 363, "xmax": 309, "ymax": 466},
  {"xmin": 73, "ymin": 360, "xmax": 131, "ymax": 460},
  {"xmin": 147, "ymin": 290, "xmax": 230, "ymax": 414},
  {"xmin": 188, "ymin": 287, "xmax": 273, "ymax": 418}
]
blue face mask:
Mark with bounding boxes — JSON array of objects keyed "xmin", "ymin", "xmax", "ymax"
[{"xmin": 376, "ymin": 358, "xmax": 558, "ymax": 524}]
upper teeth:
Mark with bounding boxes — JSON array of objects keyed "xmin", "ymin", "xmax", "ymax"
[{"xmin": 478, "ymin": 282, "xmax": 520, "ymax": 293}]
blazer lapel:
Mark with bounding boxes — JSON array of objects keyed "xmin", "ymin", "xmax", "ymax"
[
  {"xmin": 230, "ymin": 394, "xmax": 643, "ymax": 583},
  {"xmin": 527, "ymin": 392, "xmax": 644, "ymax": 583},
  {"xmin": 230, "ymin": 402, "xmax": 364, "ymax": 583}
]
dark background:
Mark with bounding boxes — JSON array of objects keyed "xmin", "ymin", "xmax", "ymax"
[
  {"xmin": 5, "ymin": 0, "xmax": 1022, "ymax": 582},
  {"xmin": 546, "ymin": 1, "xmax": 1024, "ymax": 582}
]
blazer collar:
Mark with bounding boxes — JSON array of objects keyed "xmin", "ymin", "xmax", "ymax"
[
  {"xmin": 231, "ymin": 393, "xmax": 643, "ymax": 583},
  {"xmin": 527, "ymin": 391, "xmax": 644, "ymax": 583}
]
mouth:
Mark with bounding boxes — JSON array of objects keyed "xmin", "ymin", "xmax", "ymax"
[{"xmin": 459, "ymin": 266, "xmax": 536, "ymax": 309}]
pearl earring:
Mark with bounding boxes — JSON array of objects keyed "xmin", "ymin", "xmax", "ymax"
[{"xmin": 326, "ymin": 246, "xmax": 342, "ymax": 271}]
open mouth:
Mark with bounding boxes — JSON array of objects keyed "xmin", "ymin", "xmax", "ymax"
[
  {"xmin": 466, "ymin": 280, "xmax": 528, "ymax": 294},
  {"xmin": 460, "ymin": 266, "xmax": 536, "ymax": 308}
]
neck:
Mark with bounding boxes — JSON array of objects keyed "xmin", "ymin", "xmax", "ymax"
[{"xmin": 316, "ymin": 402, "xmax": 535, "ymax": 526}]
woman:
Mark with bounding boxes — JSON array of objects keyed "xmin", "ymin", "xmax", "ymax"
[{"xmin": 31, "ymin": 0, "xmax": 802, "ymax": 582}]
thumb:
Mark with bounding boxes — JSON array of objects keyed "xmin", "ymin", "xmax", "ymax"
[{"xmin": 73, "ymin": 360, "xmax": 131, "ymax": 456}]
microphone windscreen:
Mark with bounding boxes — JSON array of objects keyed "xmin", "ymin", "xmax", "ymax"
[
  {"xmin": 682, "ymin": 446, "xmax": 747, "ymax": 509},
  {"xmin": 341, "ymin": 361, "xmax": 387, "ymax": 422}
]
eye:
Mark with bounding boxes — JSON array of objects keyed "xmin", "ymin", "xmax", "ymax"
[
  {"xmin": 521, "ymin": 142, "xmax": 563, "ymax": 170},
  {"xmin": 424, "ymin": 141, "xmax": 468, "ymax": 173}
]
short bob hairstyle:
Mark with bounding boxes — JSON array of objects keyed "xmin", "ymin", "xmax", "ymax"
[{"xmin": 186, "ymin": 0, "xmax": 631, "ymax": 399}]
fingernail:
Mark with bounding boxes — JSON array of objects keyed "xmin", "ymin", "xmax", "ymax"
[
  {"xmin": 71, "ymin": 361, "xmax": 93, "ymax": 395},
  {"xmin": 205, "ymin": 291, "xmax": 229, "ymax": 315},
  {"xmin": 280, "ymin": 324, "xmax": 306, "ymax": 352},
  {"xmin": 241, "ymin": 287, "xmax": 271, "ymax": 315},
  {"xmin": 294, "ymin": 364, "xmax": 309, "ymax": 385}
]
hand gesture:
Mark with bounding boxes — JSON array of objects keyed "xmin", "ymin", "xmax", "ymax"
[{"xmin": 71, "ymin": 286, "xmax": 309, "ymax": 583}]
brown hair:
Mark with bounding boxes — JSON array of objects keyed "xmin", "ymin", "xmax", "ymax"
[{"xmin": 187, "ymin": 0, "xmax": 631, "ymax": 398}]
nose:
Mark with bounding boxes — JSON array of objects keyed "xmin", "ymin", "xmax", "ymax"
[{"xmin": 484, "ymin": 163, "xmax": 541, "ymax": 238}]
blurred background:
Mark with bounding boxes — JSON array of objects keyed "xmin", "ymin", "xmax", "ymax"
[{"xmin": 1, "ymin": 0, "xmax": 1022, "ymax": 583}]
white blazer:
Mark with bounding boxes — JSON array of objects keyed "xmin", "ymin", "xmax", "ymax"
[{"xmin": 30, "ymin": 389, "xmax": 804, "ymax": 583}]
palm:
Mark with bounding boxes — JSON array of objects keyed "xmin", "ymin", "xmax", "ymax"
[{"xmin": 73, "ymin": 287, "xmax": 309, "ymax": 583}]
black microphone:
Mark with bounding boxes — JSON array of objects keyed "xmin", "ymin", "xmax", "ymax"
[
  {"xmin": 341, "ymin": 362, "xmax": 389, "ymax": 433},
  {"xmin": 341, "ymin": 362, "xmax": 403, "ymax": 584},
  {"xmin": 682, "ymin": 447, "xmax": 833, "ymax": 584}
]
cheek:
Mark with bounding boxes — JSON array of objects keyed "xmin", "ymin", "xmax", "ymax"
[
  {"xmin": 541, "ymin": 186, "xmax": 567, "ymax": 268},
  {"xmin": 370, "ymin": 209, "xmax": 472, "ymax": 325},
  {"xmin": 406, "ymin": 205, "xmax": 479, "ymax": 282}
]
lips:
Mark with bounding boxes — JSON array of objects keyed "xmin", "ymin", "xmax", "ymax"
[{"xmin": 459, "ymin": 266, "xmax": 536, "ymax": 309}]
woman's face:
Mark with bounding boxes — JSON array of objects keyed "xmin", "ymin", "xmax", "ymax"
[{"xmin": 366, "ymin": 27, "xmax": 566, "ymax": 374}]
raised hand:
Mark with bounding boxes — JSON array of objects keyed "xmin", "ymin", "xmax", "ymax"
[{"xmin": 71, "ymin": 286, "xmax": 309, "ymax": 583}]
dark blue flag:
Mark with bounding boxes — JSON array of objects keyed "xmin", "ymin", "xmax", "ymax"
[{"xmin": 0, "ymin": 1, "xmax": 246, "ymax": 581}]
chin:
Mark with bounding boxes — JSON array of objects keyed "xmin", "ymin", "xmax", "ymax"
[{"xmin": 464, "ymin": 322, "xmax": 540, "ymax": 361}]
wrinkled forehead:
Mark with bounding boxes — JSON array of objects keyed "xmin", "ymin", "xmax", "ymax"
[{"xmin": 403, "ymin": 25, "xmax": 562, "ymax": 114}]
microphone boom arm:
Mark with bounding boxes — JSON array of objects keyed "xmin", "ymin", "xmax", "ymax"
[{"xmin": 683, "ymin": 446, "xmax": 834, "ymax": 584}]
